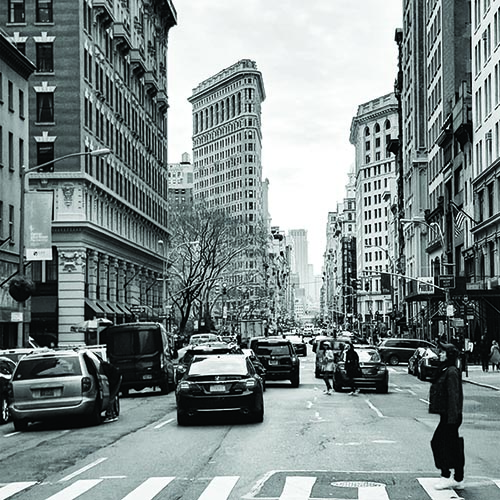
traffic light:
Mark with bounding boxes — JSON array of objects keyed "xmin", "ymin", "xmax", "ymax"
[
  {"xmin": 365, "ymin": 280, "xmax": 371, "ymax": 291},
  {"xmin": 381, "ymin": 273, "xmax": 392, "ymax": 294},
  {"xmin": 222, "ymin": 283, "xmax": 227, "ymax": 295}
]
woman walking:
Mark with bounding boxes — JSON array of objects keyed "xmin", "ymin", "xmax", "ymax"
[
  {"xmin": 345, "ymin": 342, "xmax": 361, "ymax": 395},
  {"xmin": 489, "ymin": 340, "xmax": 500, "ymax": 371},
  {"xmin": 321, "ymin": 343, "xmax": 335, "ymax": 395},
  {"xmin": 429, "ymin": 343, "xmax": 465, "ymax": 491}
]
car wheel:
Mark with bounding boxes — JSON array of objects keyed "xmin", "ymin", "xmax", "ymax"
[
  {"xmin": 290, "ymin": 374, "xmax": 300, "ymax": 388},
  {"xmin": 121, "ymin": 388, "xmax": 129, "ymax": 397},
  {"xmin": 13, "ymin": 418, "xmax": 28, "ymax": 432},
  {"xmin": 388, "ymin": 355, "xmax": 399, "ymax": 366},
  {"xmin": 0, "ymin": 397, "xmax": 9, "ymax": 424},
  {"xmin": 377, "ymin": 380, "xmax": 389, "ymax": 393},
  {"xmin": 252, "ymin": 405, "xmax": 264, "ymax": 423},
  {"xmin": 177, "ymin": 410, "xmax": 189, "ymax": 426}
]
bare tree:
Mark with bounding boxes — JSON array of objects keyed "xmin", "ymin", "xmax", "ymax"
[{"xmin": 166, "ymin": 204, "xmax": 267, "ymax": 334}]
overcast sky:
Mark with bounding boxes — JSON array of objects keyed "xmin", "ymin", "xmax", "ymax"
[{"xmin": 167, "ymin": 1, "xmax": 403, "ymax": 275}]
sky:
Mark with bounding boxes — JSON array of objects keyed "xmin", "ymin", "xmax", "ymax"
[{"xmin": 167, "ymin": 1, "xmax": 403, "ymax": 275}]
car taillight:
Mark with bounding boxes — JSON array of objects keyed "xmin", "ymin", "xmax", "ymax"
[{"xmin": 81, "ymin": 377, "xmax": 92, "ymax": 392}]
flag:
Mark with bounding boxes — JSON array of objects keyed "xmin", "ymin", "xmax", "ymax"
[{"xmin": 453, "ymin": 205, "xmax": 466, "ymax": 237}]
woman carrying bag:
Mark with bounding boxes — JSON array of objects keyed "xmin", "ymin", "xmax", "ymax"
[{"xmin": 428, "ymin": 343, "xmax": 465, "ymax": 491}]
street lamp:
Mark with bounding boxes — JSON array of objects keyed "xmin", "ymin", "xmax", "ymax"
[{"xmin": 15, "ymin": 148, "xmax": 111, "ymax": 347}]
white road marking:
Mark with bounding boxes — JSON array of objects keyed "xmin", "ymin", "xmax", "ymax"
[
  {"xmin": 58, "ymin": 457, "xmax": 108, "ymax": 482},
  {"xmin": 45, "ymin": 479, "xmax": 103, "ymax": 500},
  {"xmin": 278, "ymin": 476, "xmax": 316, "ymax": 499},
  {"xmin": 372, "ymin": 440, "xmax": 396, "ymax": 444},
  {"xmin": 198, "ymin": 476, "xmax": 239, "ymax": 500},
  {"xmin": 154, "ymin": 418, "xmax": 175, "ymax": 429},
  {"xmin": 358, "ymin": 484, "xmax": 390, "ymax": 500},
  {"xmin": 0, "ymin": 482, "xmax": 37, "ymax": 500},
  {"xmin": 417, "ymin": 478, "xmax": 463, "ymax": 499},
  {"xmin": 494, "ymin": 479, "xmax": 500, "ymax": 488},
  {"xmin": 3, "ymin": 432, "xmax": 20, "ymax": 438},
  {"xmin": 420, "ymin": 398, "xmax": 430, "ymax": 405},
  {"xmin": 365, "ymin": 398, "xmax": 385, "ymax": 418},
  {"xmin": 121, "ymin": 477, "xmax": 175, "ymax": 500}
]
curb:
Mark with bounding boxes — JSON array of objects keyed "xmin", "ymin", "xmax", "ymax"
[{"xmin": 463, "ymin": 378, "xmax": 500, "ymax": 391}]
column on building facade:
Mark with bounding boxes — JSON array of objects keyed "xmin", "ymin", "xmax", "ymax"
[
  {"xmin": 57, "ymin": 247, "xmax": 87, "ymax": 345},
  {"xmin": 126, "ymin": 263, "xmax": 139, "ymax": 311},
  {"xmin": 87, "ymin": 250, "xmax": 99, "ymax": 301},
  {"xmin": 109, "ymin": 257, "xmax": 118, "ymax": 304},
  {"xmin": 98, "ymin": 255, "xmax": 109, "ymax": 302},
  {"xmin": 117, "ymin": 261, "xmax": 126, "ymax": 304}
]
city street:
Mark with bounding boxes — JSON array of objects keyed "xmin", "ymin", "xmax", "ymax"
[{"xmin": 1, "ymin": 347, "xmax": 499, "ymax": 500}]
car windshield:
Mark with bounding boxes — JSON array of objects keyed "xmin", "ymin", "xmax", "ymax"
[
  {"xmin": 356, "ymin": 350, "xmax": 381, "ymax": 363},
  {"xmin": 255, "ymin": 344, "xmax": 290, "ymax": 356},
  {"xmin": 14, "ymin": 356, "xmax": 82, "ymax": 380},
  {"xmin": 187, "ymin": 356, "xmax": 248, "ymax": 377}
]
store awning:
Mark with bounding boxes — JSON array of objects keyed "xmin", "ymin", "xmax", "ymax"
[
  {"xmin": 96, "ymin": 300, "xmax": 114, "ymax": 315},
  {"xmin": 117, "ymin": 303, "xmax": 133, "ymax": 315},
  {"xmin": 85, "ymin": 298, "xmax": 104, "ymax": 317}
]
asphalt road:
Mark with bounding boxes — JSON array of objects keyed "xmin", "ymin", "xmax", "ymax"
[{"xmin": 1, "ymin": 347, "xmax": 499, "ymax": 499}]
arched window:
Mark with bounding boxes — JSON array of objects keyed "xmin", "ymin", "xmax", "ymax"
[
  {"xmin": 374, "ymin": 123, "xmax": 381, "ymax": 133},
  {"xmin": 364, "ymin": 126, "xmax": 370, "ymax": 136},
  {"xmin": 385, "ymin": 119, "xmax": 391, "ymax": 129}
]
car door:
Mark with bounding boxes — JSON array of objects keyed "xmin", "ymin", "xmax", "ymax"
[{"xmin": 83, "ymin": 353, "xmax": 110, "ymax": 411}]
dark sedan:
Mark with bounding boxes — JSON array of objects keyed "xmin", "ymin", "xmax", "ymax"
[
  {"xmin": 175, "ymin": 342, "xmax": 243, "ymax": 382},
  {"xmin": 333, "ymin": 346, "xmax": 389, "ymax": 393},
  {"xmin": 175, "ymin": 354, "xmax": 264, "ymax": 425},
  {"xmin": 0, "ymin": 356, "xmax": 16, "ymax": 424}
]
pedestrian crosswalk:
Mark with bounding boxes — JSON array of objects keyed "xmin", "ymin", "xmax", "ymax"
[{"xmin": 1, "ymin": 474, "xmax": 499, "ymax": 500}]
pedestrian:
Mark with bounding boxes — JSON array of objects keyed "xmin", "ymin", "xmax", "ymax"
[
  {"xmin": 321, "ymin": 342, "xmax": 335, "ymax": 395},
  {"xmin": 101, "ymin": 360, "xmax": 122, "ymax": 423},
  {"xmin": 489, "ymin": 340, "xmax": 500, "ymax": 371},
  {"xmin": 428, "ymin": 343, "xmax": 464, "ymax": 491},
  {"xmin": 345, "ymin": 342, "xmax": 361, "ymax": 395},
  {"xmin": 478, "ymin": 334, "xmax": 490, "ymax": 372}
]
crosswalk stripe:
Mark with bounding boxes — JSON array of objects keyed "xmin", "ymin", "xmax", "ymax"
[
  {"xmin": 198, "ymin": 476, "xmax": 239, "ymax": 500},
  {"xmin": 278, "ymin": 476, "xmax": 317, "ymax": 499},
  {"xmin": 0, "ymin": 482, "xmax": 37, "ymax": 500},
  {"xmin": 358, "ymin": 485, "xmax": 390, "ymax": 500},
  {"xmin": 417, "ymin": 478, "xmax": 462, "ymax": 499},
  {"xmin": 44, "ymin": 479, "xmax": 103, "ymax": 500},
  {"xmin": 494, "ymin": 479, "xmax": 500, "ymax": 489},
  {"xmin": 121, "ymin": 477, "xmax": 175, "ymax": 500}
]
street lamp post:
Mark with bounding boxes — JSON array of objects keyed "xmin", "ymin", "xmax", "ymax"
[{"xmin": 15, "ymin": 148, "xmax": 111, "ymax": 347}]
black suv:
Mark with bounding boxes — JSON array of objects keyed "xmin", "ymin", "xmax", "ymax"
[
  {"xmin": 251, "ymin": 338, "xmax": 300, "ymax": 387},
  {"xmin": 378, "ymin": 338, "xmax": 435, "ymax": 365}
]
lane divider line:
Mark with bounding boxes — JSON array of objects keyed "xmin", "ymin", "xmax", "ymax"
[{"xmin": 59, "ymin": 457, "xmax": 108, "ymax": 483}]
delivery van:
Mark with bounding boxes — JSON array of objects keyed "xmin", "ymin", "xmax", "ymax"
[{"xmin": 101, "ymin": 322, "xmax": 176, "ymax": 395}]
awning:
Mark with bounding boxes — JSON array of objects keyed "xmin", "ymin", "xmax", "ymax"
[
  {"xmin": 85, "ymin": 298, "xmax": 104, "ymax": 317},
  {"xmin": 106, "ymin": 302, "xmax": 121, "ymax": 315},
  {"xmin": 117, "ymin": 303, "xmax": 133, "ymax": 315},
  {"xmin": 96, "ymin": 300, "xmax": 114, "ymax": 315}
]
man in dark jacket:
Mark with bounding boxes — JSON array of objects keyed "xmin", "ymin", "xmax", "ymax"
[
  {"xmin": 345, "ymin": 342, "xmax": 361, "ymax": 395},
  {"xmin": 429, "ymin": 342, "xmax": 464, "ymax": 491}
]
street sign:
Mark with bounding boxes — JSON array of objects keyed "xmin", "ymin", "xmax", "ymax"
[{"xmin": 439, "ymin": 275, "xmax": 455, "ymax": 289}]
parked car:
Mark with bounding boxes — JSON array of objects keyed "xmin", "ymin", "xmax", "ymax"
[
  {"xmin": 408, "ymin": 347, "xmax": 427, "ymax": 376},
  {"xmin": 175, "ymin": 342, "xmax": 243, "ymax": 382},
  {"xmin": 101, "ymin": 322, "xmax": 176, "ymax": 396},
  {"xmin": 286, "ymin": 335, "xmax": 308, "ymax": 356},
  {"xmin": 8, "ymin": 349, "xmax": 115, "ymax": 431},
  {"xmin": 333, "ymin": 346, "xmax": 389, "ymax": 393},
  {"xmin": 242, "ymin": 348, "xmax": 267, "ymax": 390},
  {"xmin": 0, "ymin": 357, "xmax": 16, "ymax": 424},
  {"xmin": 175, "ymin": 354, "xmax": 264, "ymax": 425},
  {"xmin": 378, "ymin": 338, "xmax": 435, "ymax": 365},
  {"xmin": 417, "ymin": 347, "xmax": 440, "ymax": 381},
  {"xmin": 251, "ymin": 338, "xmax": 300, "ymax": 387}
]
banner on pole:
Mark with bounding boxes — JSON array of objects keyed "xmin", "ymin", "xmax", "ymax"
[{"xmin": 25, "ymin": 191, "xmax": 53, "ymax": 261}]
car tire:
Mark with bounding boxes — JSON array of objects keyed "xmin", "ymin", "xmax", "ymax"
[
  {"xmin": 388, "ymin": 355, "xmax": 400, "ymax": 366},
  {"xmin": 121, "ymin": 388, "xmax": 129, "ymax": 397},
  {"xmin": 252, "ymin": 405, "xmax": 264, "ymax": 423},
  {"xmin": 0, "ymin": 397, "xmax": 9, "ymax": 424},
  {"xmin": 290, "ymin": 374, "xmax": 300, "ymax": 388},
  {"xmin": 377, "ymin": 380, "xmax": 389, "ymax": 393},
  {"xmin": 13, "ymin": 418, "xmax": 28, "ymax": 432},
  {"xmin": 177, "ymin": 410, "xmax": 189, "ymax": 426}
]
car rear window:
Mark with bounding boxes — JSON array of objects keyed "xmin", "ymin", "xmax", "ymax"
[
  {"xmin": 14, "ymin": 356, "xmax": 82, "ymax": 380},
  {"xmin": 255, "ymin": 343, "xmax": 291, "ymax": 356},
  {"xmin": 187, "ymin": 356, "xmax": 248, "ymax": 376}
]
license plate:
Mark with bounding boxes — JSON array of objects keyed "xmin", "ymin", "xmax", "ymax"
[
  {"xmin": 142, "ymin": 374, "xmax": 152, "ymax": 380},
  {"xmin": 37, "ymin": 388, "xmax": 61, "ymax": 398},
  {"xmin": 269, "ymin": 360, "xmax": 278, "ymax": 365},
  {"xmin": 210, "ymin": 384, "xmax": 225, "ymax": 392}
]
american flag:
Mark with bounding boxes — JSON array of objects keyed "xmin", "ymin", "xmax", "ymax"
[{"xmin": 453, "ymin": 205, "xmax": 466, "ymax": 237}]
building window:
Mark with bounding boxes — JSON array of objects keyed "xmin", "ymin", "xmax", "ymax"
[
  {"xmin": 9, "ymin": 205, "xmax": 14, "ymax": 241},
  {"xmin": 8, "ymin": 81, "xmax": 14, "ymax": 111},
  {"xmin": 19, "ymin": 89, "xmax": 24, "ymax": 118},
  {"xmin": 0, "ymin": 201, "xmax": 3, "ymax": 238},
  {"xmin": 8, "ymin": 0, "xmax": 25, "ymax": 23},
  {"xmin": 0, "ymin": 126, "xmax": 3, "ymax": 167},
  {"xmin": 8, "ymin": 132, "xmax": 14, "ymax": 171},
  {"xmin": 37, "ymin": 142, "xmax": 54, "ymax": 171},
  {"xmin": 19, "ymin": 138, "xmax": 24, "ymax": 168},
  {"xmin": 36, "ymin": 43, "xmax": 54, "ymax": 72},
  {"xmin": 36, "ymin": 0, "xmax": 53, "ymax": 22},
  {"xmin": 36, "ymin": 92, "xmax": 54, "ymax": 122}
]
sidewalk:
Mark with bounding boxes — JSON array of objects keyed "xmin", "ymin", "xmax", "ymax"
[{"xmin": 463, "ymin": 364, "xmax": 500, "ymax": 391}]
